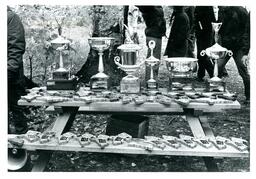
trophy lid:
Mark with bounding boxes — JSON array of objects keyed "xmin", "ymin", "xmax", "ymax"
[
  {"xmin": 51, "ymin": 35, "xmax": 70, "ymax": 45},
  {"xmin": 117, "ymin": 43, "xmax": 141, "ymax": 52}
]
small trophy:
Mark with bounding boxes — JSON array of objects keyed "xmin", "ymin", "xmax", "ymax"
[
  {"xmin": 47, "ymin": 28, "xmax": 76, "ymax": 90},
  {"xmin": 200, "ymin": 22, "xmax": 233, "ymax": 92},
  {"xmin": 145, "ymin": 40, "xmax": 160, "ymax": 93},
  {"xmin": 88, "ymin": 37, "xmax": 114, "ymax": 91},
  {"xmin": 114, "ymin": 42, "xmax": 143, "ymax": 93}
]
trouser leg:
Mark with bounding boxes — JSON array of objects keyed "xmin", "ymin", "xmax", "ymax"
[
  {"xmin": 196, "ymin": 38, "xmax": 214, "ymax": 79},
  {"xmin": 233, "ymin": 50, "xmax": 250, "ymax": 100},
  {"xmin": 8, "ymin": 85, "xmax": 28, "ymax": 134},
  {"xmin": 217, "ymin": 56, "xmax": 229, "ymax": 78}
]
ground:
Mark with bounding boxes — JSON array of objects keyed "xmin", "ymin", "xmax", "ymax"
[{"xmin": 25, "ymin": 23, "xmax": 250, "ymax": 172}]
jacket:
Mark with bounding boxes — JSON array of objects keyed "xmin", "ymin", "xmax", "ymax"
[
  {"xmin": 8, "ymin": 7, "xmax": 26, "ymax": 85},
  {"xmin": 219, "ymin": 6, "xmax": 250, "ymax": 55},
  {"xmin": 137, "ymin": 6, "xmax": 166, "ymax": 38},
  {"xmin": 164, "ymin": 9, "xmax": 190, "ymax": 57}
]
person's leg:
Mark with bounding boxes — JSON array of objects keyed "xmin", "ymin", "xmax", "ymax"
[
  {"xmin": 216, "ymin": 56, "xmax": 229, "ymax": 78},
  {"xmin": 196, "ymin": 39, "xmax": 206, "ymax": 80},
  {"xmin": 232, "ymin": 50, "xmax": 250, "ymax": 100},
  {"xmin": 8, "ymin": 85, "xmax": 28, "ymax": 134},
  {"xmin": 145, "ymin": 36, "xmax": 162, "ymax": 84},
  {"xmin": 196, "ymin": 37, "xmax": 214, "ymax": 79}
]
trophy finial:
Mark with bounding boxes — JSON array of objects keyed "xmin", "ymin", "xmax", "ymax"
[
  {"xmin": 212, "ymin": 22, "xmax": 222, "ymax": 43},
  {"xmin": 148, "ymin": 40, "xmax": 156, "ymax": 57},
  {"xmin": 213, "ymin": 6, "xmax": 219, "ymax": 21}
]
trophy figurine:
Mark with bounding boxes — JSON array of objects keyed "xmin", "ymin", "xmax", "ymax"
[
  {"xmin": 46, "ymin": 20, "xmax": 76, "ymax": 90},
  {"xmin": 88, "ymin": 37, "xmax": 114, "ymax": 91},
  {"xmin": 200, "ymin": 22, "xmax": 233, "ymax": 92},
  {"xmin": 114, "ymin": 41, "xmax": 143, "ymax": 94},
  {"xmin": 145, "ymin": 40, "xmax": 160, "ymax": 93}
]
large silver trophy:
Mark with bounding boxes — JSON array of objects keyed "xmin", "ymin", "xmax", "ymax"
[
  {"xmin": 114, "ymin": 42, "xmax": 143, "ymax": 93},
  {"xmin": 145, "ymin": 40, "xmax": 160, "ymax": 92},
  {"xmin": 46, "ymin": 22, "xmax": 75, "ymax": 90},
  {"xmin": 165, "ymin": 57, "xmax": 198, "ymax": 91},
  {"xmin": 200, "ymin": 22, "xmax": 233, "ymax": 92},
  {"xmin": 88, "ymin": 37, "xmax": 114, "ymax": 91}
]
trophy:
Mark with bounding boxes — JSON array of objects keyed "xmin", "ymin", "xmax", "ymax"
[
  {"xmin": 200, "ymin": 22, "xmax": 233, "ymax": 92},
  {"xmin": 165, "ymin": 57, "xmax": 198, "ymax": 91},
  {"xmin": 114, "ymin": 42, "xmax": 143, "ymax": 93},
  {"xmin": 88, "ymin": 37, "xmax": 114, "ymax": 91},
  {"xmin": 145, "ymin": 40, "xmax": 160, "ymax": 93},
  {"xmin": 47, "ymin": 27, "xmax": 76, "ymax": 90}
]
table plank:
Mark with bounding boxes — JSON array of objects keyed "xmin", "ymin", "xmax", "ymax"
[
  {"xmin": 20, "ymin": 99, "xmax": 240, "ymax": 114},
  {"xmin": 186, "ymin": 114, "xmax": 219, "ymax": 171},
  {"xmin": 199, "ymin": 115, "xmax": 215, "ymax": 137},
  {"xmin": 8, "ymin": 135, "xmax": 249, "ymax": 158}
]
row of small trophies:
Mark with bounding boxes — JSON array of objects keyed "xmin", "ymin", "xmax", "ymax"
[
  {"xmin": 46, "ymin": 22, "xmax": 233, "ymax": 93},
  {"xmin": 9, "ymin": 130, "xmax": 248, "ymax": 152}
]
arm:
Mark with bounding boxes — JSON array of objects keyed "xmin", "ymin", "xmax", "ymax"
[
  {"xmin": 8, "ymin": 10, "xmax": 26, "ymax": 74},
  {"xmin": 241, "ymin": 10, "xmax": 250, "ymax": 55}
]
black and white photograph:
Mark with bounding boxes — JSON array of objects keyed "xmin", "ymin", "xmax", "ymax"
[{"xmin": 2, "ymin": 0, "xmax": 255, "ymax": 175}]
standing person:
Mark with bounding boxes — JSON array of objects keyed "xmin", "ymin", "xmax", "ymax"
[
  {"xmin": 218, "ymin": 6, "xmax": 250, "ymax": 102},
  {"xmin": 164, "ymin": 6, "xmax": 190, "ymax": 57},
  {"xmin": 136, "ymin": 6, "xmax": 166, "ymax": 83},
  {"xmin": 185, "ymin": 6, "xmax": 196, "ymax": 58},
  {"xmin": 8, "ymin": 6, "xmax": 28, "ymax": 134},
  {"xmin": 194, "ymin": 6, "xmax": 217, "ymax": 81}
]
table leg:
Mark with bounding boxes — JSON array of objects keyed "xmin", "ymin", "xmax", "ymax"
[
  {"xmin": 31, "ymin": 107, "xmax": 79, "ymax": 172},
  {"xmin": 186, "ymin": 113, "xmax": 219, "ymax": 172}
]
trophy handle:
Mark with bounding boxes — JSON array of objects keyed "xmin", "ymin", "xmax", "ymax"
[
  {"xmin": 114, "ymin": 56, "xmax": 122, "ymax": 68},
  {"xmin": 148, "ymin": 40, "xmax": 156, "ymax": 57},
  {"xmin": 200, "ymin": 50, "xmax": 206, "ymax": 56},
  {"xmin": 227, "ymin": 50, "xmax": 233, "ymax": 57}
]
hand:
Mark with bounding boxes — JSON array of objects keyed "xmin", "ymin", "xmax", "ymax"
[{"xmin": 241, "ymin": 55, "xmax": 249, "ymax": 67}]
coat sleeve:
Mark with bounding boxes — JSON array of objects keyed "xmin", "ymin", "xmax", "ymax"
[
  {"xmin": 8, "ymin": 11, "xmax": 26, "ymax": 74},
  {"xmin": 241, "ymin": 11, "xmax": 250, "ymax": 55}
]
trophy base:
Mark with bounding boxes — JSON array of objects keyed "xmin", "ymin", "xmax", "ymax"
[
  {"xmin": 90, "ymin": 73, "xmax": 109, "ymax": 92},
  {"xmin": 206, "ymin": 79, "xmax": 226, "ymax": 92},
  {"xmin": 52, "ymin": 69, "xmax": 69, "ymax": 80},
  {"xmin": 120, "ymin": 76, "xmax": 140, "ymax": 94},
  {"xmin": 46, "ymin": 79, "xmax": 77, "ymax": 90},
  {"xmin": 169, "ymin": 77, "xmax": 194, "ymax": 91},
  {"xmin": 146, "ymin": 79, "xmax": 158, "ymax": 90}
]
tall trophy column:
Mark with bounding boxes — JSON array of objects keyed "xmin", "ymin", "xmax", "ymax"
[{"xmin": 88, "ymin": 37, "xmax": 114, "ymax": 91}]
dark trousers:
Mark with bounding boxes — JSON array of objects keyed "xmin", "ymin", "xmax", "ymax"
[
  {"xmin": 8, "ymin": 84, "xmax": 28, "ymax": 134},
  {"xmin": 196, "ymin": 35, "xmax": 214, "ymax": 79},
  {"xmin": 218, "ymin": 49, "xmax": 250, "ymax": 99}
]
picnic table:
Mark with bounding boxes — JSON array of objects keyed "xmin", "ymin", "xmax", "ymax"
[{"xmin": 8, "ymin": 87, "xmax": 248, "ymax": 172}]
